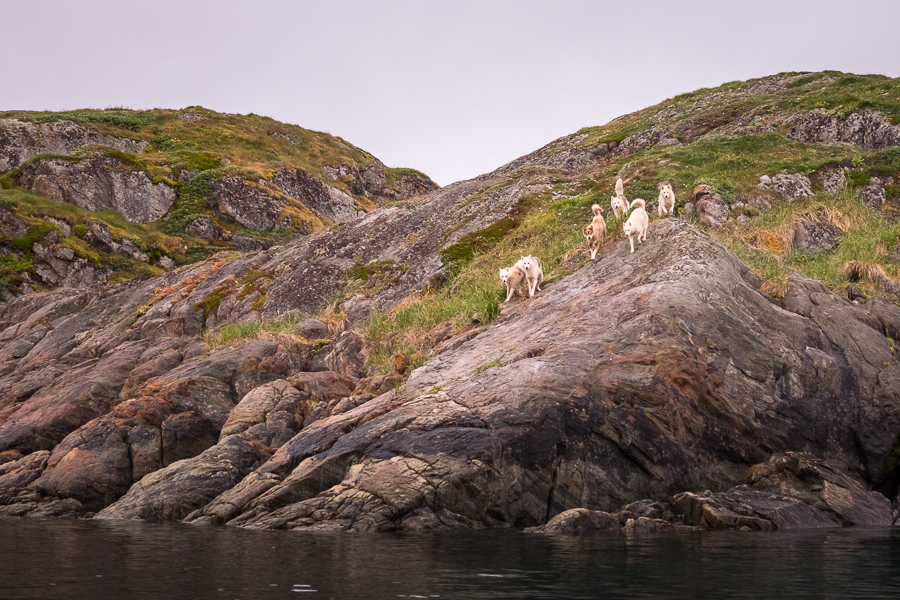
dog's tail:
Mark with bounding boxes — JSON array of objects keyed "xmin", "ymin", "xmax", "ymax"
[
  {"xmin": 631, "ymin": 199, "xmax": 646, "ymax": 210},
  {"xmin": 615, "ymin": 178, "xmax": 624, "ymax": 197},
  {"xmin": 591, "ymin": 203, "xmax": 602, "ymax": 216}
]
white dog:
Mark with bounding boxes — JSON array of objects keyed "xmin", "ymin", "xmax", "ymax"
[
  {"xmin": 657, "ymin": 182, "xmax": 675, "ymax": 216},
  {"xmin": 622, "ymin": 199, "xmax": 649, "ymax": 253},
  {"xmin": 517, "ymin": 255, "xmax": 544, "ymax": 297},
  {"xmin": 583, "ymin": 204, "xmax": 607, "ymax": 260},
  {"xmin": 610, "ymin": 177, "xmax": 630, "ymax": 219},
  {"xmin": 499, "ymin": 264, "xmax": 527, "ymax": 303}
]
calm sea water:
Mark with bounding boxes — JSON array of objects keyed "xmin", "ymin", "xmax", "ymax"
[{"xmin": 1, "ymin": 519, "xmax": 898, "ymax": 600}]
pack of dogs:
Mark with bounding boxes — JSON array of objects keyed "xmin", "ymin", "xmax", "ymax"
[{"xmin": 500, "ymin": 178, "xmax": 676, "ymax": 302}]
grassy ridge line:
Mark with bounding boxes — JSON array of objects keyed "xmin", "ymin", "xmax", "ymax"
[
  {"xmin": 574, "ymin": 71, "xmax": 900, "ymax": 151},
  {"xmin": 0, "ymin": 106, "xmax": 382, "ymax": 190}
]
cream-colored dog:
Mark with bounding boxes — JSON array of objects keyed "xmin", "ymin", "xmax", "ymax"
[
  {"xmin": 657, "ymin": 182, "xmax": 675, "ymax": 216},
  {"xmin": 610, "ymin": 177, "xmax": 630, "ymax": 219},
  {"xmin": 499, "ymin": 264, "xmax": 527, "ymax": 303},
  {"xmin": 583, "ymin": 204, "xmax": 607, "ymax": 260},
  {"xmin": 517, "ymin": 255, "xmax": 544, "ymax": 297},
  {"xmin": 622, "ymin": 199, "xmax": 649, "ymax": 253}
]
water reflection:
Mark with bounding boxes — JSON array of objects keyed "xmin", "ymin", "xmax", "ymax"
[{"xmin": 0, "ymin": 519, "xmax": 898, "ymax": 599}]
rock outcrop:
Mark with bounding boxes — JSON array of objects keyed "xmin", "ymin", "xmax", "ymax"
[
  {"xmin": 788, "ymin": 109, "xmax": 900, "ymax": 150},
  {"xmin": 0, "ymin": 119, "xmax": 148, "ymax": 172},
  {"xmin": 18, "ymin": 156, "xmax": 175, "ymax": 224}
]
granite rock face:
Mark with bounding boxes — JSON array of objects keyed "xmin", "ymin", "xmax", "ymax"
[
  {"xmin": 0, "ymin": 119, "xmax": 148, "ymax": 172},
  {"xmin": 18, "ymin": 157, "xmax": 175, "ymax": 224},
  {"xmin": 788, "ymin": 109, "xmax": 900, "ymax": 150}
]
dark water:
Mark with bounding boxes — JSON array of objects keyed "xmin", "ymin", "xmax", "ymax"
[{"xmin": 1, "ymin": 520, "xmax": 899, "ymax": 600}]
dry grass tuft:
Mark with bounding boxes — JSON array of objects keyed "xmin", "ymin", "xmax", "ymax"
[
  {"xmin": 842, "ymin": 260, "xmax": 892, "ymax": 284},
  {"xmin": 820, "ymin": 207, "xmax": 853, "ymax": 231}
]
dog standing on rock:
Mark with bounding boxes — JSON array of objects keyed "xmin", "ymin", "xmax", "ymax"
[
  {"xmin": 622, "ymin": 199, "xmax": 649, "ymax": 253},
  {"xmin": 517, "ymin": 255, "xmax": 544, "ymax": 297},
  {"xmin": 657, "ymin": 182, "xmax": 675, "ymax": 216},
  {"xmin": 610, "ymin": 177, "xmax": 630, "ymax": 219},
  {"xmin": 499, "ymin": 264, "xmax": 527, "ymax": 303},
  {"xmin": 584, "ymin": 204, "xmax": 607, "ymax": 260}
]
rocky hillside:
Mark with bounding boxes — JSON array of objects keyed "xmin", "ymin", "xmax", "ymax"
[
  {"xmin": 1, "ymin": 71, "xmax": 899, "ymax": 533},
  {"xmin": 0, "ymin": 107, "xmax": 438, "ymax": 296}
]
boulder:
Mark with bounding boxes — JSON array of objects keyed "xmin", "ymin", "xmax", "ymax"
[
  {"xmin": 292, "ymin": 318, "xmax": 332, "ymax": 340},
  {"xmin": 214, "ymin": 176, "xmax": 294, "ymax": 231},
  {"xmin": 857, "ymin": 177, "xmax": 886, "ymax": 209},
  {"xmin": 865, "ymin": 296, "xmax": 900, "ymax": 340},
  {"xmin": 790, "ymin": 216, "xmax": 841, "ymax": 253},
  {"xmin": 744, "ymin": 452, "xmax": 894, "ymax": 526},
  {"xmin": 185, "ymin": 216, "xmax": 228, "ymax": 241},
  {"xmin": 95, "ymin": 436, "xmax": 268, "ymax": 521},
  {"xmin": 772, "ymin": 173, "xmax": 813, "ymax": 202},
  {"xmin": 747, "ymin": 196, "xmax": 772, "ymax": 211},
  {"xmin": 311, "ymin": 331, "xmax": 368, "ymax": 379},
  {"xmin": 695, "ymin": 193, "xmax": 730, "ymax": 228},
  {"xmin": 271, "ymin": 169, "xmax": 359, "ymax": 223},
  {"xmin": 822, "ymin": 169, "xmax": 847, "ymax": 195}
]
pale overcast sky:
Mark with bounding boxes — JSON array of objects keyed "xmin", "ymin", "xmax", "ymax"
[{"xmin": 3, "ymin": 0, "xmax": 899, "ymax": 186}]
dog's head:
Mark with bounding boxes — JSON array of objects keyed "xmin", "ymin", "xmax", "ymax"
[
  {"xmin": 660, "ymin": 184, "xmax": 673, "ymax": 200},
  {"xmin": 521, "ymin": 256, "xmax": 532, "ymax": 271},
  {"xmin": 583, "ymin": 225, "xmax": 594, "ymax": 240},
  {"xmin": 499, "ymin": 267, "xmax": 510, "ymax": 283},
  {"xmin": 622, "ymin": 220, "xmax": 634, "ymax": 236}
]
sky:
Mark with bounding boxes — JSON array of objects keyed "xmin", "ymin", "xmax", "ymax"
[{"xmin": 3, "ymin": 0, "xmax": 900, "ymax": 186}]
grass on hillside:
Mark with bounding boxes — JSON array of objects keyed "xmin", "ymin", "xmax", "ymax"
[
  {"xmin": 717, "ymin": 188, "xmax": 900, "ymax": 298},
  {"xmin": 203, "ymin": 310, "xmax": 313, "ymax": 348},
  {"xmin": 574, "ymin": 71, "xmax": 900, "ymax": 153}
]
